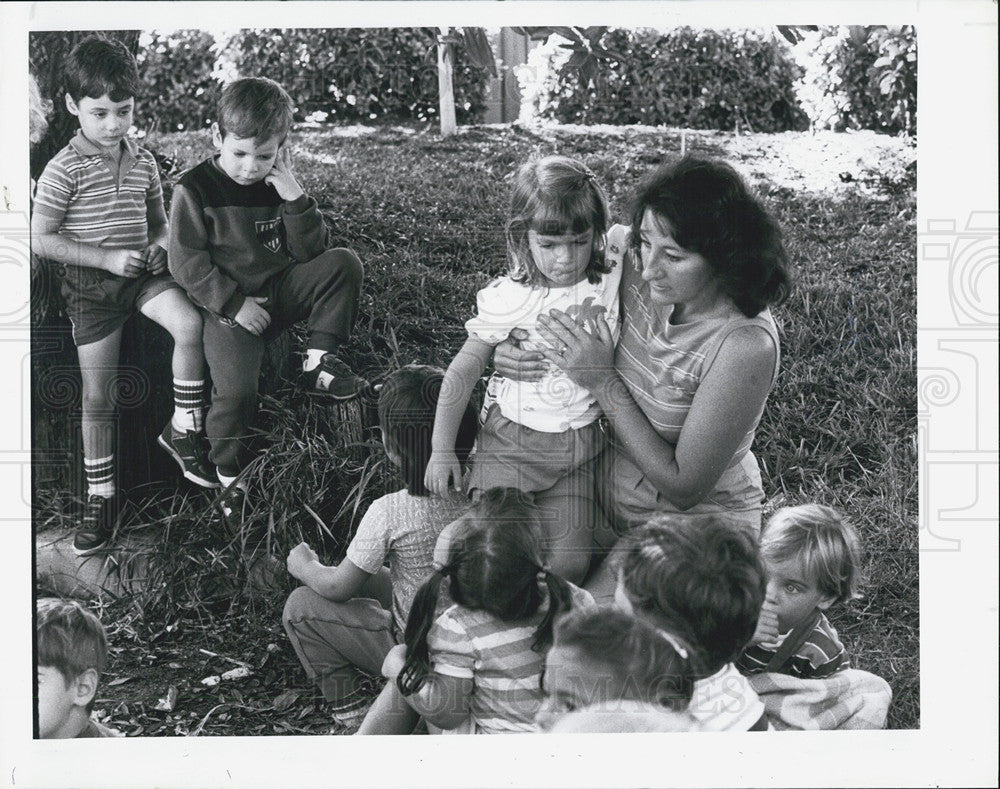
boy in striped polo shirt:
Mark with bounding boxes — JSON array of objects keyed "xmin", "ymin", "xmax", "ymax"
[{"xmin": 32, "ymin": 37, "xmax": 214, "ymax": 555}]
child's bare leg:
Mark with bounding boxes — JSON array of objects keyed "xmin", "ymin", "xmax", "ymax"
[
  {"xmin": 76, "ymin": 328, "xmax": 123, "ymax": 492},
  {"xmin": 139, "ymin": 288, "xmax": 204, "ymax": 382},
  {"xmin": 356, "ymin": 681, "xmax": 420, "ymax": 735}
]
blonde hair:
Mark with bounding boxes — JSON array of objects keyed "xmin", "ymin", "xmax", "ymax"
[
  {"xmin": 762, "ymin": 504, "xmax": 863, "ymax": 604},
  {"xmin": 29, "ymin": 74, "xmax": 52, "ymax": 145},
  {"xmin": 505, "ymin": 155, "xmax": 611, "ymax": 287}
]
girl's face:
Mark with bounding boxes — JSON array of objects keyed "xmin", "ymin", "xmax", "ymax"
[
  {"xmin": 637, "ymin": 210, "xmax": 721, "ymax": 311},
  {"xmin": 527, "ymin": 228, "xmax": 594, "ymax": 287}
]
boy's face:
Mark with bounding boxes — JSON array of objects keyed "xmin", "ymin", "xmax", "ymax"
[
  {"xmin": 536, "ymin": 645, "xmax": 624, "ymax": 731},
  {"xmin": 762, "ymin": 553, "xmax": 836, "ymax": 633},
  {"xmin": 66, "ymin": 93, "xmax": 134, "ymax": 151},
  {"xmin": 36, "ymin": 665, "xmax": 88, "ymax": 738},
  {"xmin": 213, "ymin": 125, "xmax": 282, "ymax": 186}
]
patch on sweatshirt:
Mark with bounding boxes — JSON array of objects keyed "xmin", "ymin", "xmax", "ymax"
[{"xmin": 255, "ymin": 218, "xmax": 286, "ymax": 254}]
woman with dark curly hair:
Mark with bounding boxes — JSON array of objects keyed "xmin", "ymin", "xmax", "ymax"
[{"xmin": 495, "ymin": 156, "xmax": 791, "ymax": 560}]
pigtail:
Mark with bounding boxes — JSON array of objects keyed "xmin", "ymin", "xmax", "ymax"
[
  {"xmin": 397, "ymin": 569, "xmax": 448, "ymax": 696},
  {"xmin": 532, "ymin": 569, "xmax": 574, "ymax": 652}
]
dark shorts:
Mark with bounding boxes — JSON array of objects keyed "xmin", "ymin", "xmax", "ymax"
[
  {"xmin": 468, "ymin": 404, "xmax": 604, "ymax": 494},
  {"xmin": 59, "ymin": 264, "xmax": 180, "ymax": 346}
]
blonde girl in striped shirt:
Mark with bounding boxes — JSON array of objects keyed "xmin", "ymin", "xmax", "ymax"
[{"xmin": 379, "ymin": 488, "xmax": 592, "ymax": 734}]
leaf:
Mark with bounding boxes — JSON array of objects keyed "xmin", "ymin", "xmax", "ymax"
[
  {"xmin": 154, "ymin": 685, "xmax": 179, "ymax": 712},
  {"xmin": 273, "ymin": 689, "xmax": 300, "ymax": 713},
  {"xmin": 107, "ymin": 676, "xmax": 133, "ymax": 687}
]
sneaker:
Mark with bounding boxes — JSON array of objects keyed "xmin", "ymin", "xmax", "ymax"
[
  {"xmin": 329, "ymin": 697, "xmax": 373, "ymax": 733},
  {"xmin": 74, "ymin": 494, "xmax": 120, "ymax": 555},
  {"xmin": 301, "ymin": 354, "xmax": 368, "ymax": 401},
  {"xmin": 216, "ymin": 482, "xmax": 247, "ymax": 532},
  {"xmin": 158, "ymin": 424, "xmax": 219, "ymax": 488}
]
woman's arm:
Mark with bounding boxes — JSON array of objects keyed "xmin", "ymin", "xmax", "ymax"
[
  {"xmin": 425, "ymin": 336, "xmax": 494, "ymax": 496},
  {"xmin": 538, "ymin": 312, "xmax": 776, "ymax": 510}
]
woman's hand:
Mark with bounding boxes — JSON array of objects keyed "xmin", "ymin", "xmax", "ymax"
[
  {"xmin": 536, "ymin": 309, "xmax": 618, "ymax": 394},
  {"xmin": 381, "ymin": 644, "xmax": 408, "ymax": 681},
  {"xmin": 493, "ymin": 328, "xmax": 547, "ymax": 382}
]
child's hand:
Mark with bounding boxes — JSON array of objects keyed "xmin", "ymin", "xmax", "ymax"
[
  {"xmin": 264, "ymin": 147, "xmax": 304, "ymax": 202},
  {"xmin": 424, "ymin": 449, "xmax": 463, "ymax": 498},
  {"xmin": 233, "ymin": 296, "xmax": 271, "ymax": 336},
  {"xmin": 752, "ymin": 602, "xmax": 781, "ymax": 648},
  {"xmin": 286, "ymin": 541, "xmax": 320, "ymax": 582},
  {"xmin": 142, "ymin": 243, "xmax": 168, "ymax": 275},
  {"xmin": 106, "ymin": 248, "xmax": 146, "ymax": 278},
  {"xmin": 494, "ymin": 328, "xmax": 547, "ymax": 383},
  {"xmin": 381, "ymin": 644, "xmax": 408, "ymax": 681}
]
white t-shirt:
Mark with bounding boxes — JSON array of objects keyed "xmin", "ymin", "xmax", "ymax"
[
  {"xmin": 688, "ymin": 662, "xmax": 767, "ymax": 731},
  {"xmin": 465, "ymin": 259, "xmax": 623, "ymax": 433}
]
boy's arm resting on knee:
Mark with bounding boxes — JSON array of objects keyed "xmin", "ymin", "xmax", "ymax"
[
  {"xmin": 403, "ymin": 673, "xmax": 473, "ymax": 730},
  {"xmin": 168, "ymin": 184, "xmax": 246, "ymax": 317},
  {"xmin": 282, "ymin": 193, "xmax": 329, "ymax": 262},
  {"xmin": 286, "ymin": 542, "xmax": 370, "ymax": 601}
]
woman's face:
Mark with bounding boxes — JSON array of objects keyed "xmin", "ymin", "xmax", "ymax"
[{"xmin": 637, "ymin": 210, "xmax": 720, "ymax": 310}]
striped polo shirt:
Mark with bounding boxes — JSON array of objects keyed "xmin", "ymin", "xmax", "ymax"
[
  {"xmin": 33, "ymin": 130, "xmax": 164, "ymax": 251},
  {"xmin": 604, "ymin": 224, "xmax": 780, "ymax": 519},
  {"xmin": 427, "ymin": 584, "xmax": 593, "ymax": 734},
  {"xmin": 736, "ymin": 611, "xmax": 849, "ymax": 679}
]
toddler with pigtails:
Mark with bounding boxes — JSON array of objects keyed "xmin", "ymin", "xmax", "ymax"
[
  {"xmin": 425, "ymin": 155, "xmax": 622, "ymax": 583},
  {"xmin": 369, "ymin": 487, "xmax": 593, "ymax": 734}
]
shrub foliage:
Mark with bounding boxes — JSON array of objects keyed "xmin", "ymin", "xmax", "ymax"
[
  {"xmin": 534, "ymin": 27, "xmax": 809, "ymax": 132},
  {"xmin": 214, "ymin": 28, "xmax": 489, "ymax": 124},
  {"xmin": 135, "ymin": 30, "xmax": 221, "ymax": 134},
  {"xmin": 795, "ymin": 26, "xmax": 916, "ymax": 135}
]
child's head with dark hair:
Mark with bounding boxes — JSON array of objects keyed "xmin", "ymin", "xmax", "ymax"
[
  {"xmin": 397, "ymin": 488, "xmax": 574, "ymax": 695},
  {"xmin": 377, "ymin": 364, "xmax": 477, "ymax": 497},
  {"xmin": 630, "ymin": 156, "xmax": 791, "ymax": 318},
  {"xmin": 506, "ymin": 155, "xmax": 612, "ymax": 287},
  {"xmin": 217, "ymin": 77, "xmax": 294, "ymax": 144},
  {"xmin": 536, "ymin": 606, "xmax": 694, "ymax": 730},
  {"xmin": 615, "ymin": 515, "xmax": 765, "ymax": 677},
  {"xmin": 36, "ymin": 598, "xmax": 108, "ymax": 738},
  {"xmin": 64, "ymin": 36, "xmax": 140, "ymax": 104},
  {"xmin": 759, "ymin": 504, "xmax": 863, "ymax": 632}
]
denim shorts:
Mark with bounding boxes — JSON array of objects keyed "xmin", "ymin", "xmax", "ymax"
[{"xmin": 468, "ymin": 404, "xmax": 604, "ymax": 495}]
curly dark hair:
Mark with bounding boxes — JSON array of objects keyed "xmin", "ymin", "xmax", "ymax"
[{"xmin": 630, "ymin": 156, "xmax": 792, "ymax": 317}]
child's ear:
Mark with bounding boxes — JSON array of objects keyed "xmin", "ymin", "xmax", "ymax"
[
  {"xmin": 211, "ymin": 122, "xmax": 223, "ymax": 149},
  {"xmin": 816, "ymin": 593, "xmax": 838, "ymax": 612},
  {"xmin": 65, "ymin": 93, "xmax": 79, "ymax": 117},
  {"xmin": 72, "ymin": 668, "xmax": 100, "ymax": 708}
]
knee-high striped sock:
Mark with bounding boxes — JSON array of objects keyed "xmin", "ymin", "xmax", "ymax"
[
  {"xmin": 85, "ymin": 454, "xmax": 115, "ymax": 498},
  {"xmin": 172, "ymin": 379, "xmax": 206, "ymax": 433}
]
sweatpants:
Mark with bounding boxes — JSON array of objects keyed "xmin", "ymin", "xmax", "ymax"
[{"xmin": 203, "ymin": 247, "xmax": 362, "ymax": 475}]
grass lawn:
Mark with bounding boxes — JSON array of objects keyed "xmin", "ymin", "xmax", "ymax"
[{"xmin": 35, "ymin": 122, "xmax": 918, "ymax": 734}]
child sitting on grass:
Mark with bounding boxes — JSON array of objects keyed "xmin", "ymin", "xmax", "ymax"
[
  {"xmin": 614, "ymin": 515, "xmax": 770, "ymax": 731},
  {"xmin": 283, "ymin": 365, "xmax": 477, "ymax": 729},
  {"xmin": 737, "ymin": 504, "xmax": 862, "ymax": 678},
  {"xmin": 169, "ymin": 76, "xmax": 366, "ymax": 526},
  {"xmin": 36, "ymin": 597, "xmax": 119, "ymax": 738},
  {"xmin": 375, "ymin": 488, "xmax": 593, "ymax": 734},
  {"xmin": 32, "ymin": 36, "xmax": 211, "ymax": 555},
  {"xmin": 535, "ymin": 605, "xmax": 695, "ymax": 732}
]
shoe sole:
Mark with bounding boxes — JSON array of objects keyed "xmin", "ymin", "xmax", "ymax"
[
  {"xmin": 73, "ymin": 541, "xmax": 110, "ymax": 557},
  {"xmin": 305, "ymin": 388, "xmax": 365, "ymax": 402},
  {"xmin": 158, "ymin": 435, "xmax": 221, "ymax": 489}
]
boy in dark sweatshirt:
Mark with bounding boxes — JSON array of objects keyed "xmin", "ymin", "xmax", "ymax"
[{"xmin": 169, "ymin": 77, "xmax": 365, "ymax": 524}]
